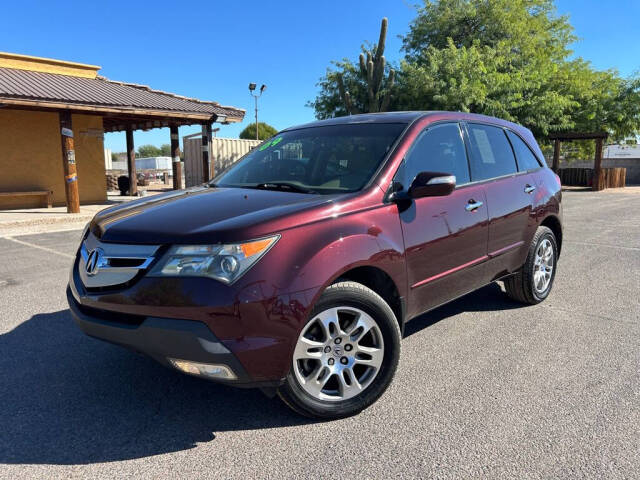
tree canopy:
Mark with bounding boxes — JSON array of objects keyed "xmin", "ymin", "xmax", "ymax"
[
  {"xmin": 137, "ymin": 144, "xmax": 171, "ymax": 157},
  {"xmin": 310, "ymin": 0, "xmax": 640, "ymax": 142},
  {"xmin": 239, "ymin": 122, "xmax": 278, "ymax": 140}
]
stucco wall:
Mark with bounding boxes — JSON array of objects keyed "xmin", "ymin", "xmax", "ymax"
[
  {"xmin": 0, "ymin": 52, "xmax": 99, "ymax": 78},
  {"xmin": 0, "ymin": 109, "xmax": 107, "ymax": 209}
]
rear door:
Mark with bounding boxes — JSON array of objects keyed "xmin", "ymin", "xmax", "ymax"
[
  {"xmin": 464, "ymin": 123, "xmax": 535, "ymax": 277},
  {"xmin": 398, "ymin": 122, "xmax": 489, "ymax": 318}
]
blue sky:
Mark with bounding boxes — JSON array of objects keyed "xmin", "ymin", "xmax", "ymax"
[{"xmin": 2, "ymin": 0, "xmax": 638, "ymax": 152}]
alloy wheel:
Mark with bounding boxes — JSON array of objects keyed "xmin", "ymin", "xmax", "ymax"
[
  {"xmin": 533, "ymin": 238, "xmax": 554, "ymax": 294},
  {"xmin": 292, "ymin": 306, "xmax": 384, "ymax": 402}
]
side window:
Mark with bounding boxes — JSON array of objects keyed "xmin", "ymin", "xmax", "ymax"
[
  {"xmin": 506, "ymin": 130, "xmax": 541, "ymax": 171},
  {"xmin": 404, "ymin": 123, "xmax": 470, "ymax": 187},
  {"xmin": 467, "ymin": 124, "xmax": 518, "ymax": 181}
]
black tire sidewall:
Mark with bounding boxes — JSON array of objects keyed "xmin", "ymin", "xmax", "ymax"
[
  {"xmin": 280, "ymin": 282, "xmax": 400, "ymax": 419},
  {"xmin": 528, "ymin": 229, "xmax": 558, "ymax": 302}
]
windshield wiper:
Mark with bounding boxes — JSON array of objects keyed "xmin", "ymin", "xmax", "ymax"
[{"xmin": 252, "ymin": 182, "xmax": 318, "ymax": 194}]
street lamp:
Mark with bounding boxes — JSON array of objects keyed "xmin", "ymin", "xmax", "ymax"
[{"xmin": 248, "ymin": 82, "xmax": 267, "ymax": 140}]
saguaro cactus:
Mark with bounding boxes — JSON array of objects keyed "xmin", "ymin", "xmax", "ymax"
[{"xmin": 337, "ymin": 17, "xmax": 396, "ymax": 114}]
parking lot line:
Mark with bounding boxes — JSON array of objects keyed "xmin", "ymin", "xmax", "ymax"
[{"xmin": 3, "ymin": 235, "xmax": 75, "ymax": 259}]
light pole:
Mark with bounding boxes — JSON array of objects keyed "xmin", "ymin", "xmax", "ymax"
[{"xmin": 248, "ymin": 83, "xmax": 266, "ymax": 140}]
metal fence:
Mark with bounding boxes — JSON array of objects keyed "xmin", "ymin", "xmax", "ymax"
[{"xmin": 183, "ymin": 135, "xmax": 260, "ymax": 187}]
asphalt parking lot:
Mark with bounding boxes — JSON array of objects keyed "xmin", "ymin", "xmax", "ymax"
[{"xmin": 0, "ymin": 189, "xmax": 638, "ymax": 479}]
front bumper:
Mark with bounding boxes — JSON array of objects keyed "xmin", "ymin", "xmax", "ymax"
[{"xmin": 67, "ymin": 286, "xmax": 262, "ymax": 386}]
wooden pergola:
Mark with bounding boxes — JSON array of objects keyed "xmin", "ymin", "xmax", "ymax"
[
  {"xmin": 5, "ymin": 104, "xmax": 238, "ymax": 212},
  {"xmin": 548, "ymin": 131, "xmax": 609, "ymax": 191}
]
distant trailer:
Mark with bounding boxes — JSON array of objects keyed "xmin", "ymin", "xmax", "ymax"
[
  {"xmin": 107, "ymin": 157, "xmax": 173, "ymax": 172},
  {"xmin": 135, "ymin": 156, "xmax": 173, "ymax": 170},
  {"xmin": 183, "ymin": 135, "xmax": 260, "ymax": 187}
]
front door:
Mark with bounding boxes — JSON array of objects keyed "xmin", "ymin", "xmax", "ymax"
[{"xmin": 398, "ymin": 123, "xmax": 489, "ymax": 318}]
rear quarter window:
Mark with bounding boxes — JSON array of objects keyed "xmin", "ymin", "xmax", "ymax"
[{"xmin": 506, "ymin": 130, "xmax": 542, "ymax": 171}]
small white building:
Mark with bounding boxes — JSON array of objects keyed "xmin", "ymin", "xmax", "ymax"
[{"xmin": 604, "ymin": 144, "xmax": 640, "ymax": 158}]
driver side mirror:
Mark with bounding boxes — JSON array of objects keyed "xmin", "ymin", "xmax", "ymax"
[{"xmin": 408, "ymin": 171, "xmax": 456, "ymax": 199}]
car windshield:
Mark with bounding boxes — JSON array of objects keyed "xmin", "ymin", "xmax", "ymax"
[{"xmin": 212, "ymin": 123, "xmax": 406, "ymax": 194}]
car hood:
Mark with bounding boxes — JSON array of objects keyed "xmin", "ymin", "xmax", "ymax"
[{"xmin": 92, "ymin": 186, "xmax": 337, "ymax": 244}]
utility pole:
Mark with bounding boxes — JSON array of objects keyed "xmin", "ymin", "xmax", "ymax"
[{"xmin": 248, "ymin": 83, "xmax": 267, "ymax": 140}]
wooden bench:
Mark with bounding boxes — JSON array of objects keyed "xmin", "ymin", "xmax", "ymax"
[{"xmin": 0, "ymin": 190, "xmax": 53, "ymax": 208}]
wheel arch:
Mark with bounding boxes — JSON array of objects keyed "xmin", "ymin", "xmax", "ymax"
[
  {"xmin": 540, "ymin": 214, "xmax": 563, "ymax": 257},
  {"xmin": 333, "ymin": 265, "xmax": 405, "ymax": 336}
]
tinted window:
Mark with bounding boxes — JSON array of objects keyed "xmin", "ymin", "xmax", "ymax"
[
  {"xmin": 215, "ymin": 123, "xmax": 405, "ymax": 194},
  {"xmin": 405, "ymin": 123, "xmax": 470, "ymax": 187},
  {"xmin": 506, "ymin": 130, "xmax": 541, "ymax": 171},
  {"xmin": 467, "ymin": 124, "xmax": 517, "ymax": 181}
]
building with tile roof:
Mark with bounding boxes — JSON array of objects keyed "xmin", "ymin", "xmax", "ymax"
[{"xmin": 0, "ymin": 52, "xmax": 245, "ymax": 210}]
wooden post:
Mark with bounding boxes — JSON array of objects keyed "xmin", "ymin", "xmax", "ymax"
[
  {"xmin": 201, "ymin": 123, "xmax": 212, "ymax": 182},
  {"xmin": 170, "ymin": 126, "xmax": 182, "ymax": 189},
  {"xmin": 59, "ymin": 111, "xmax": 80, "ymax": 213},
  {"xmin": 126, "ymin": 126, "xmax": 137, "ymax": 196},
  {"xmin": 552, "ymin": 139, "xmax": 561, "ymax": 172},
  {"xmin": 593, "ymin": 138, "xmax": 604, "ymax": 191}
]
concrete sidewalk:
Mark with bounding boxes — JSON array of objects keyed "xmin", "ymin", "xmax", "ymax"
[{"xmin": 0, "ymin": 192, "xmax": 155, "ymax": 237}]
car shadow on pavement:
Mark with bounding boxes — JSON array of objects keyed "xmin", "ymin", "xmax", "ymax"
[
  {"xmin": 0, "ymin": 283, "xmax": 522, "ymax": 465},
  {"xmin": 404, "ymin": 283, "xmax": 523, "ymax": 337},
  {"xmin": 0, "ymin": 309, "xmax": 313, "ymax": 465}
]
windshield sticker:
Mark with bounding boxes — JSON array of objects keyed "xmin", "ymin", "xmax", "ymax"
[{"xmin": 259, "ymin": 136, "xmax": 283, "ymax": 151}]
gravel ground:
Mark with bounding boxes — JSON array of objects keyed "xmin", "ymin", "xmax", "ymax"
[{"xmin": 0, "ymin": 189, "xmax": 638, "ymax": 479}]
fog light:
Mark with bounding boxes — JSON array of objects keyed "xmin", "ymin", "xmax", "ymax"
[{"xmin": 168, "ymin": 358, "xmax": 237, "ymax": 380}]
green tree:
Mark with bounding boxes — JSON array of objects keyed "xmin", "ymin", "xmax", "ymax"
[
  {"xmin": 137, "ymin": 144, "xmax": 162, "ymax": 158},
  {"xmin": 310, "ymin": 0, "xmax": 640, "ymax": 144},
  {"xmin": 399, "ymin": 0, "xmax": 640, "ymax": 140},
  {"xmin": 239, "ymin": 122, "xmax": 278, "ymax": 140},
  {"xmin": 402, "ymin": 0, "xmax": 574, "ymax": 62},
  {"xmin": 160, "ymin": 144, "xmax": 171, "ymax": 156}
]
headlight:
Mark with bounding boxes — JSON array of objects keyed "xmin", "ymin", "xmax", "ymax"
[{"xmin": 149, "ymin": 235, "xmax": 279, "ymax": 284}]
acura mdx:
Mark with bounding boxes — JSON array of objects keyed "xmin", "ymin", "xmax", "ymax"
[{"xmin": 68, "ymin": 112, "xmax": 563, "ymax": 419}]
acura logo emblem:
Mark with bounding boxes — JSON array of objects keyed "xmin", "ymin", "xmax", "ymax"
[{"xmin": 85, "ymin": 248, "xmax": 105, "ymax": 276}]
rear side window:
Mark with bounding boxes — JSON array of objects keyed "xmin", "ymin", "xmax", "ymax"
[
  {"xmin": 405, "ymin": 123, "xmax": 470, "ymax": 186},
  {"xmin": 506, "ymin": 130, "xmax": 541, "ymax": 171},
  {"xmin": 467, "ymin": 124, "xmax": 517, "ymax": 181}
]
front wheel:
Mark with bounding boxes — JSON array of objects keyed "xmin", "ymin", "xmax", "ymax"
[
  {"xmin": 278, "ymin": 281, "xmax": 401, "ymax": 419},
  {"xmin": 504, "ymin": 226, "xmax": 558, "ymax": 304}
]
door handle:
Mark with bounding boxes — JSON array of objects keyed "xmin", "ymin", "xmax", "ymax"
[
  {"xmin": 465, "ymin": 200, "xmax": 483, "ymax": 212},
  {"xmin": 524, "ymin": 184, "xmax": 536, "ymax": 194}
]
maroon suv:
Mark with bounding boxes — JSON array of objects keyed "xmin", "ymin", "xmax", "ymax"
[{"xmin": 68, "ymin": 112, "xmax": 562, "ymax": 419}]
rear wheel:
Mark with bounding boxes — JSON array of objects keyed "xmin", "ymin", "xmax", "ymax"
[
  {"xmin": 504, "ymin": 226, "xmax": 558, "ymax": 304},
  {"xmin": 278, "ymin": 281, "xmax": 400, "ymax": 419}
]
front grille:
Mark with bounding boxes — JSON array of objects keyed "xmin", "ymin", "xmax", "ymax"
[
  {"xmin": 107, "ymin": 258, "xmax": 148, "ymax": 268},
  {"xmin": 79, "ymin": 232, "xmax": 160, "ymax": 289}
]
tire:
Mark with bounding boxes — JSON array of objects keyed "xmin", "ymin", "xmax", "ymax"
[
  {"xmin": 278, "ymin": 281, "xmax": 401, "ymax": 419},
  {"xmin": 504, "ymin": 226, "xmax": 558, "ymax": 305}
]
